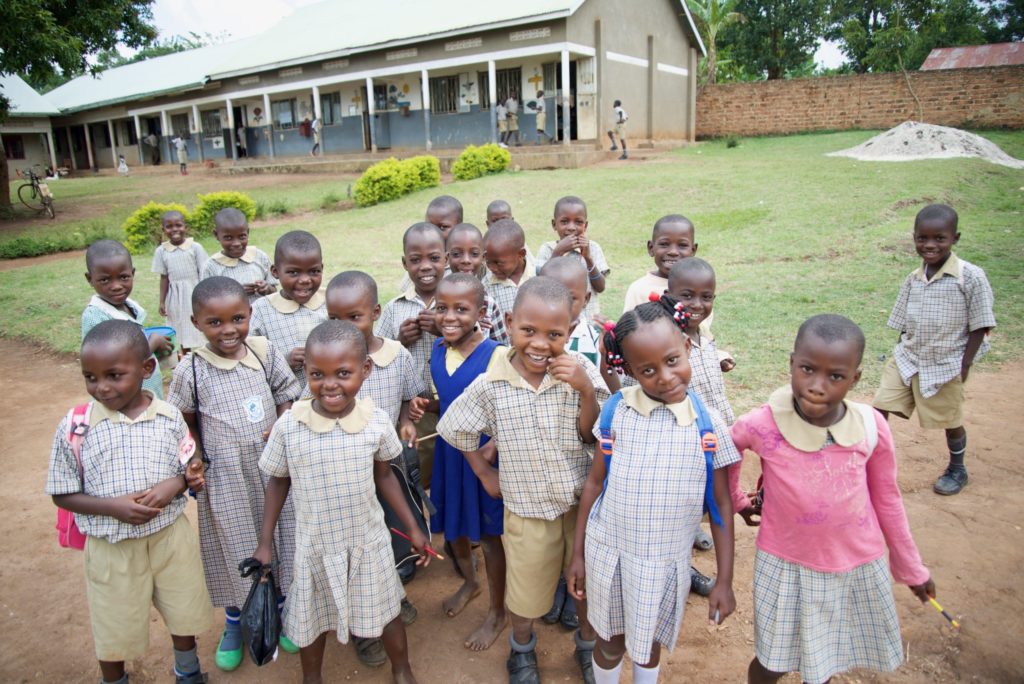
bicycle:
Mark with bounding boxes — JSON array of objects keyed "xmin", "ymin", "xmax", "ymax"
[{"xmin": 17, "ymin": 165, "xmax": 55, "ymax": 219}]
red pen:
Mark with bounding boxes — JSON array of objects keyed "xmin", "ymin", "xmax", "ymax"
[{"xmin": 390, "ymin": 527, "xmax": 444, "ymax": 560}]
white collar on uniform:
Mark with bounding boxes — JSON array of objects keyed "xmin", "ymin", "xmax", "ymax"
[
  {"xmin": 767, "ymin": 385, "xmax": 865, "ymax": 452},
  {"xmin": 211, "ymin": 246, "xmax": 257, "ymax": 267},
  {"xmin": 161, "ymin": 237, "xmax": 195, "ymax": 252},
  {"xmin": 619, "ymin": 384, "xmax": 697, "ymax": 426},
  {"xmin": 399, "ymin": 285, "xmax": 434, "ymax": 309},
  {"xmin": 88, "ymin": 294, "xmax": 143, "ymax": 322},
  {"xmin": 369, "ymin": 337, "xmax": 401, "ymax": 368},
  {"xmin": 291, "ymin": 397, "xmax": 373, "ymax": 434},
  {"xmin": 267, "ymin": 290, "xmax": 325, "ymax": 314},
  {"xmin": 192, "ymin": 336, "xmax": 269, "ymax": 371},
  {"xmin": 90, "ymin": 392, "xmax": 177, "ymax": 425}
]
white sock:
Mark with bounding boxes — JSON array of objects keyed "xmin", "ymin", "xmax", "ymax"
[
  {"xmin": 633, "ymin": 662, "xmax": 661, "ymax": 684},
  {"xmin": 593, "ymin": 658, "xmax": 623, "ymax": 684}
]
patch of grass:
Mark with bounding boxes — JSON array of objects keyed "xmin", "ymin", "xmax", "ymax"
[
  {"xmin": 319, "ymin": 191, "xmax": 343, "ymax": 210},
  {"xmin": 2, "ymin": 129, "xmax": 1021, "ymax": 414},
  {"xmin": 255, "ymin": 198, "xmax": 290, "ymax": 219},
  {"xmin": 0, "ymin": 220, "xmax": 123, "ymax": 259}
]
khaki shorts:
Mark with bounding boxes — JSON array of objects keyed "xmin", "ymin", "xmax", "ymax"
[
  {"xmin": 536, "ymin": 111, "xmax": 547, "ymax": 131},
  {"xmin": 507, "ymin": 113, "xmax": 519, "ymax": 132},
  {"xmin": 503, "ymin": 507, "xmax": 577, "ymax": 618},
  {"xmin": 872, "ymin": 356, "xmax": 964, "ymax": 429},
  {"xmin": 85, "ymin": 515, "xmax": 213, "ymax": 661},
  {"xmin": 498, "ymin": 120, "xmax": 508, "ymax": 133}
]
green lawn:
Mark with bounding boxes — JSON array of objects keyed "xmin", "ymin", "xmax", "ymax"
[{"xmin": 2, "ymin": 129, "xmax": 1021, "ymax": 412}]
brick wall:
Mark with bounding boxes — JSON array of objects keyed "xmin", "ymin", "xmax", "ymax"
[{"xmin": 695, "ymin": 65, "xmax": 1024, "ymax": 138}]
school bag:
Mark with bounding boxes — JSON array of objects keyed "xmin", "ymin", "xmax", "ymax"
[
  {"xmin": 598, "ymin": 389, "xmax": 723, "ymax": 527},
  {"xmin": 55, "ymin": 402, "xmax": 92, "ymax": 550},
  {"xmin": 381, "ymin": 443, "xmax": 434, "ymax": 583}
]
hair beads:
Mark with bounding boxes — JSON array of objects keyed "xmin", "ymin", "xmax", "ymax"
[{"xmin": 602, "ymin": 294, "xmax": 690, "ymax": 374}]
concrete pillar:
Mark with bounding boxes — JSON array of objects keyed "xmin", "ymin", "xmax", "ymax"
[
  {"xmin": 488, "ymin": 60, "xmax": 497, "ymax": 144},
  {"xmin": 65, "ymin": 127, "xmax": 77, "ymax": 170},
  {"xmin": 686, "ymin": 47, "xmax": 697, "ymax": 142},
  {"xmin": 45, "ymin": 128, "xmax": 57, "ymax": 170},
  {"xmin": 366, "ymin": 77, "xmax": 377, "ymax": 153},
  {"xmin": 191, "ymin": 104, "xmax": 204, "ymax": 162},
  {"xmin": 312, "ymin": 85, "xmax": 323, "ymax": 156},
  {"xmin": 263, "ymin": 92, "xmax": 275, "ymax": 158},
  {"xmin": 594, "ymin": 19, "xmax": 605, "ymax": 150},
  {"xmin": 647, "ymin": 35, "xmax": 655, "ymax": 141},
  {"xmin": 561, "ymin": 49, "xmax": 571, "ymax": 146},
  {"xmin": 84, "ymin": 123, "xmax": 96, "ymax": 171},
  {"xmin": 420, "ymin": 69, "xmax": 432, "ymax": 151},
  {"xmin": 107, "ymin": 119, "xmax": 118, "ymax": 168},
  {"xmin": 133, "ymin": 115, "xmax": 144, "ymax": 165},
  {"xmin": 226, "ymin": 99, "xmax": 237, "ymax": 160},
  {"xmin": 160, "ymin": 110, "xmax": 170, "ymax": 162}
]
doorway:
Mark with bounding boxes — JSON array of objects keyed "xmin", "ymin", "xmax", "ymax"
[
  {"xmin": 555, "ymin": 61, "xmax": 578, "ymax": 142},
  {"xmin": 232, "ymin": 105, "xmax": 248, "ymax": 158},
  {"xmin": 360, "ymin": 84, "xmax": 391, "ymax": 151}
]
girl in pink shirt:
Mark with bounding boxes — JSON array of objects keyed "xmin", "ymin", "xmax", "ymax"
[{"xmin": 729, "ymin": 314, "xmax": 936, "ymax": 684}]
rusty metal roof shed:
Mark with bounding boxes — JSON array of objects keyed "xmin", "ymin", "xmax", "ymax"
[{"xmin": 920, "ymin": 42, "xmax": 1024, "ymax": 70}]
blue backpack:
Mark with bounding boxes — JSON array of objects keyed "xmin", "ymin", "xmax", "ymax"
[{"xmin": 598, "ymin": 390, "xmax": 723, "ymax": 527}]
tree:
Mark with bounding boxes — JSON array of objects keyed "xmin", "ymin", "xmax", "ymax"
[
  {"xmin": 687, "ymin": 0, "xmax": 745, "ymax": 85},
  {"xmin": 983, "ymin": 0, "xmax": 1024, "ymax": 42},
  {"xmin": 0, "ymin": 0, "xmax": 156, "ymax": 208},
  {"xmin": 722, "ymin": 0, "xmax": 828, "ymax": 80}
]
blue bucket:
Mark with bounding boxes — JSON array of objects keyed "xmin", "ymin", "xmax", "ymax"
[{"xmin": 144, "ymin": 326, "xmax": 177, "ymax": 369}]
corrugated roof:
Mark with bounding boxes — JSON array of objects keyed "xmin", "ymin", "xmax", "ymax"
[
  {"xmin": 920, "ymin": 42, "xmax": 1024, "ymax": 70},
  {"xmin": 0, "ymin": 73, "xmax": 60, "ymax": 116},
  {"xmin": 208, "ymin": 0, "xmax": 582, "ymax": 78},
  {"xmin": 45, "ymin": 40, "xmax": 247, "ymax": 113}
]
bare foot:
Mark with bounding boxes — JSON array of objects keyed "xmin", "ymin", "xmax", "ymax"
[
  {"xmin": 392, "ymin": 667, "xmax": 418, "ymax": 684},
  {"xmin": 464, "ymin": 609, "xmax": 508, "ymax": 651},
  {"xmin": 443, "ymin": 580, "xmax": 481, "ymax": 618}
]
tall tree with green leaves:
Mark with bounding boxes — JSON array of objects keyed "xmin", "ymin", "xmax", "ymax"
[
  {"xmin": 722, "ymin": 0, "xmax": 828, "ymax": 80},
  {"xmin": 0, "ymin": 0, "xmax": 156, "ymax": 209},
  {"xmin": 687, "ymin": 0, "xmax": 745, "ymax": 85}
]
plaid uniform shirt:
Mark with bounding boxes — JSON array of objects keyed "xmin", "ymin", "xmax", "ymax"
[
  {"xmin": 482, "ymin": 253, "xmax": 535, "ymax": 326},
  {"xmin": 399, "ymin": 271, "xmax": 509, "ymax": 346},
  {"xmin": 377, "ymin": 288, "xmax": 436, "ymax": 394},
  {"xmin": 688, "ymin": 334, "xmax": 735, "ymax": 425},
  {"xmin": 888, "ymin": 254, "xmax": 996, "ymax": 398},
  {"xmin": 81, "ymin": 296, "xmax": 165, "ymax": 400},
  {"xmin": 45, "ymin": 396, "xmax": 189, "ymax": 543},
  {"xmin": 437, "ymin": 347, "xmax": 610, "ymax": 520},
  {"xmin": 535, "ymin": 240, "xmax": 610, "ymax": 318},
  {"xmin": 358, "ymin": 338, "xmax": 425, "ymax": 425},
  {"xmin": 250, "ymin": 291, "xmax": 328, "ymax": 391},
  {"xmin": 201, "ymin": 247, "xmax": 278, "ymax": 303}
]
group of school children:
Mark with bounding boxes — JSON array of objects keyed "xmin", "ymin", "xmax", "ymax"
[{"xmin": 46, "ymin": 191, "xmax": 995, "ymax": 684}]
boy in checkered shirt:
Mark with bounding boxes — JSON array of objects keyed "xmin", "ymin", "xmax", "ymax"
[
  {"xmin": 873, "ymin": 204, "xmax": 996, "ymax": 496},
  {"xmin": 437, "ymin": 276, "xmax": 610, "ymax": 684},
  {"xmin": 46, "ymin": 320, "xmax": 213, "ymax": 684}
]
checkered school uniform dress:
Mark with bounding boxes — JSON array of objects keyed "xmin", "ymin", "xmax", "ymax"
[
  {"xmin": 887, "ymin": 253, "xmax": 996, "ymax": 397},
  {"xmin": 200, "ymin": 247, "xmax": 278, "ymax": 304},
  {"xmin": 358, "ymin": 338, "xmax": 425, "ymax": 425},
  {"xmin": 81, "ymin": 295, "xmax": 165, "ymax": 400},
  {"xmin": 250, "ymin": 290, "xmax": 328, "ymax": 392},
  {"xmin": 151, "ymin": 239, "xmax": 208, "ymax": 349},
  {"xmin": 437, "ymin": 347, "xmax": 609, "ymax": 521},
  {"xmin": 482, "ymin": 254, "xmax": 535, "ymax": 329},
  {"xmin": 45, "ymin": 396, "xmax": 190, "ymax": 543},
  {"xmin": 260, "ymin": 399, "xmax": 406, "ymax": 647},
  {"xmin": 535, "ymin": 240, "xmax": 610, "ymax": 318},
  {"xmin": 584, "ymin": 386, "xmax": 740, "ymax": 664},
  {"xmin": 168, "ymin": 337, "xmax": 301, "ymax": 608},
  {"xmin": 688, "ymin": 334, "xmax": 735, "ymax": 424},
  {"xmin": 377, "ymin": 288, "xmax": 436, "ymax": 394}
]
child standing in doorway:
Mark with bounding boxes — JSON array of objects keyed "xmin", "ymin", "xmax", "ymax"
[
  {"xmin": 152, "ymin": 210, "xmax": 208, "ymax": 355},
  {"xmin": 608, "ymin": 100, "xmax": 628, "ymax": 160},
  {"xmin": 534, "ymin": 91, "xmax": 553, "ymax": 144}
]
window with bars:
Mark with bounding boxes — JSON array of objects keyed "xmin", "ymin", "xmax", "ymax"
[
  {"xmin": 170, "ymin": 113, "xmax": 190, "ymax": 138},
  {"xmin": 320, "ymin": 92, "xmax": 342, "ymax": 125},
  {"xmin": 478, "ymin": 71, "xmax": 490, "ymax": 109},
  {"xmin": 543, "ymin": 62, "xmax": 558, "ymax": 93},
  {"xmin": 200, "ymin": 109, "xmax": 222, "ymax": 136},
  {"xmin": 495, "ymin": 67, "xmax": 521, "ymax": 105},
  {"xmin": 117, "ymin": 120, "xmax": 138, "ymax": 146},
  {"xmin": 429, "ymin": 75, "xmax": 459, "ymax": 114},
  {"xmin": 272, "ymin": 99, "xmax": 297, "ymax": 128}
]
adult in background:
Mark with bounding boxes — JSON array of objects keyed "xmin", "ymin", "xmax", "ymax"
[
  {"xmin": 144, "ymin": 132, "xmax": 161, "ymax": 165},
  {"xmin": 505, "ymin": 89, "xmax": 521, "ymax": 147}
]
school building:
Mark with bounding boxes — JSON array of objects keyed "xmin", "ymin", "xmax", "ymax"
[{"xmin": 3, "ymin": 0, "xmax": 704, "ymax": 175}]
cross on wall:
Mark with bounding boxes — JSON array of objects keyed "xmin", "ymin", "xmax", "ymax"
[{"xmin": 527, "ymin": 72, "xmax": 543, "ymax": 91}]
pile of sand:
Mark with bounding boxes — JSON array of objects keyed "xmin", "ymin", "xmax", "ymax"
[{"xmin": 828, "ymin": 121, "xmax": 1024, "ymax": 169}]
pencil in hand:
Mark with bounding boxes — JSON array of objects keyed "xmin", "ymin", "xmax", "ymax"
[{"xmin": 390, "ymin": 527, "xmax": 445, "ymax": 560}]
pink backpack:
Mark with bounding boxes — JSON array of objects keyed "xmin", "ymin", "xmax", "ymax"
[{"xmin": 55, "ymin": 403, "xmax": 91, "ymax": 550}]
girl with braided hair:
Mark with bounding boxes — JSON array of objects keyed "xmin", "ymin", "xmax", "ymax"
[{"xmin": 566, "ymin": 294, "xmax": 740, "ymax": 684}]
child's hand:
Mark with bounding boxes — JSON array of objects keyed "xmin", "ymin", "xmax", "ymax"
[
  {"xmin": 417, "ymin": 308, "xmax": 439, "ymax": 335},
  {"xmin": 548, "ymin": 354, "xmax": 591, "ymax": 394},
  {"xmin": 243, "ymin": 282, "xmax": 259, "ymax": 295},
  {"xmin": 110, "ymin": 493, "xmax": 162, "ymax": 525},
  {"xmin": 960, "ymin": 362, "xmax": 971, "ymax": 383},
  {"xmin": 258, "ymin": 282, "xmax": 276, "ymax": 295},
  {"xmin": 135, "ymin": 478, "xmax": 182, "ymax": 509},
  {"xmin": 287, "ymin": 347, "xmax": 305, "ymax": 369},
  {"xmin": 252, "ymin": 543, "xmax": 272, "ymax": 568},
  {"xmin": 185, "ymin": 457, "xmax": 206, "ymax": 492},
  {"xmin": 159, "ymin": 302, "xmax": 168, "ymax": 317},
  {"xmin": 398, "ymin": 318, "xmax": 422, "ymax": 346},
  {"xmin": 720, "ymin": 358, "xmax": 736, "ymax": 373},
  {"xmin": 149, "ymin": 333, "xmax": 173, "ymax": 357},
  {"xmin": 479, "ymin": 313, "xmax": 493, "ymax": 331},
  {"xmin": 738, "ymin": 505, "xmax": 761, "ymax": 527},
  {"xmin": 707, "ymin": 583, "xmax": 736, "ymax": 626},
  {"xmin": 478, "ymin": 466, "xmax": 501, "ymax": 499},
  {"xmin": 409, "ymin": 397, "xmax": 430, "ymax": 422},
  {"xmin": 576, "ymin": 234, "xmax": 591, "ymax": 261},
  {"xmin": 399, "ymin": 419, "xmax": 417, "ymax": 444},
  {"xmin": 479, "ymin": 441, "xmax": 498, "ymax": 465},
  {"xmin": 567, "ymin": 555, "xmax": 587, "ymax": 600},
  {"xmin": 909, "ymin": 576, "xmax": 936, "ymax": 602},
  {"xmin": 408, "ymin": 528, "xmax": 433, "ymax": 567},
  {"xmin": 553, "ymin": 235, "xmax": 577, "ymax": 257}
]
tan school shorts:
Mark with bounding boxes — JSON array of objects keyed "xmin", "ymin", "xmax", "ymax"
[
  {"xmin": 872, "ymin": 356, "xmax": 964, "ymax": 429},
  {"xmin": 503, "ymin": 507, "xmax": 577, "ymax": 618},
  {"xmin": 507, "ymin": 113, "xmax": 519, "ymax": 132},
  {"xmin": 85, "ymin": 515, "xmax": 213, "ymax": 661},
  {"xmin": 498, "ymin": 120, "xmax": 509, "ymax": 133},
  {"xmin": 536, "ymin": 111, "xmax": 547, "ymax": 132}
]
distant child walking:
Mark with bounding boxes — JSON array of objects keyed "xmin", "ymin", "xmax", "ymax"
[
  {"xmin": 608, "ymin": 100, "xmax": 628, "ymax": 159},
  {"xmin": 731, "ymin": 314, "xmax": 935, "ymax": 684},
  {"xmin": 873, "ymin": 204, "xmax": 995, "ymax": 496},
  {"xmin": 534, "ymin": 91, "xmax": 553, "ymax": 144},
  {"xmin": 152, "ymin": 210, "xmax": 208, "ymax": 353},
  {"xmin": 568, "ymin": 295, "xmax": 739, "ymax": 684},
  {"xmin": 254, "ymin": 320, "xmax": 433, "ymax": 684},
  {"xmin": 201, "ymin": 207, "xmax": 277, "ymax": 303},
  {"xmin": 82, "ymin": 239, "xmax": 173, "ymax": 399},
  {"xmin": 46, "ymin": 320, "xmax": 213, "ymax": 684},
  {"xmin": 169, "ymin": 277, "xmax": 301, "ymax": 672},
  {"xmin": 535, "ymin": 196, "xmax": 609, "ymax": 319},
  {"xmin": 173, "ymin": 134, "xmax": 189, "ymax": 175}
]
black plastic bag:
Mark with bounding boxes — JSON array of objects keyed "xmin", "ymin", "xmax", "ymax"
[
  {"xmin": 238, "ymin": 557, "xmax": 281, "ymax": 666},
  {"xmin": 379, "ymin": 448, "xmax": 433, "ymax": 583}
]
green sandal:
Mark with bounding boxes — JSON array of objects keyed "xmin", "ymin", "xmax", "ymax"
[
  {"xmin": 214, "ymin": 630, "xmax": 243, "ymax": 671},
  {"xmin": 278, "ymin": 634, "xmax": 299, "ymax": 654}
]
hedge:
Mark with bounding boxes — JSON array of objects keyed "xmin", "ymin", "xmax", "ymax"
[
  {"xmin": 122, "ymin": 202, "xmax": 191, "ymax": 254},
  {"xmin": 352, "ymin": 155, "xmax": 441, "ymax": 207},
  {"xmin": 451, "ymin": 144, "xmax": 511, "ymax": 181},
  {"xmin": 189, "ymin": 191, "xmax": 258, "ymax": 237}
]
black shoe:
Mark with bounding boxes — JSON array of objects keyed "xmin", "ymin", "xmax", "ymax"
[
  {"xmin": 400, "ymin": 598, "xmax": 418, "ymax": 625},
  {"xmin": 690, "ymin": 566, "xmax": 715, "ymax": 597},
  {"xmin": 574, "ymin": 631, "xmax": 596, "ymax": 684},
  {"xmin": 354, "ymin": 636, "xmax": 388, "ymax": 667},
  {"xmin": 934, "ymin": 466, "xmax": 968, "ymax": 495},
  {"xmin": 618, "ymin": 153, "xmax": 628, "ymax": 160},
  {"xmin": 560, "ymin": 592, "xmax": 579, "ymax": 631},
  {"xmin": 175, "ymin": 672, "xmax": 208, "ymax": 684},
  {"xmin": 507, "ymin": 644, "xmax": 540, "ymax": 684},
  {"xmin": 609, "ymin": 145, "xmax": 618, "ymax": 151},
  {"xmin": 542, "ymin": 576, "xmax": 566, "ymax": 624},
  {"xmin": 693, "ymin": 527, "xmax": 714, "ymax": 551}
]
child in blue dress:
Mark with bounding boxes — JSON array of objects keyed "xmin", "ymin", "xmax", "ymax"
[{"xmin": 411, "ymin": 273, "xmax": 507, "ymax": 651}]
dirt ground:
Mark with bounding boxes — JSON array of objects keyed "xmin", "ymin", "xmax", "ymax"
[{"xmin": 1, "ymin": 338, "xmax": 1021, "ymax": 683}]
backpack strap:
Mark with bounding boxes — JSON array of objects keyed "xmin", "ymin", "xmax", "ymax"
[
  {"xmin": 688, "ymin": 390, "xmax": 724, "ymax": 528},
  {"xmin": 65, "ymin": 402, "xmax": 92, "ymax": 485},
  {"xmin": 598, "ymin": 391, "xmax": 623, "ymax": 494},
  {"xmin": 850, "ymin": 402, "xmax": 879, "ymax": 455}
]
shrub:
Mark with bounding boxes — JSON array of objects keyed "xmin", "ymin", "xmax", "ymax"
[
  {"xmin": 405, "ymin": 155, "xmax": 441, "ymax": 190},
  {"xmin": 352, "ymin": 155, "xmax": 442, "ymax": 207},
  {"xmin": 451, "ymin": 144, "xmax": 511, "ymax": 181},
  {"xmin": 725, "ymin": 135, "xmax": 740, "ymax": 148},
  {"xmin": 189, "ymin": 191, "xmax": 257, "ymax": 236},
  {"xmin": 0, "ymin": 220, "xmax": 122, "ymax": 259},
  {"xmin": 122, "ymin": 202, "xmax": 191, "ymax": 253},
  {"xmin": 319, "ymin": 191, "xmax": 342, "ymax": 210}
]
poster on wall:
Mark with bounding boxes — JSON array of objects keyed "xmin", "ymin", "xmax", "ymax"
[
  {"xmin": 211, "ymin": 136, "xmax": 225, "ymax": 149},
  {"xmin": 459, "ymin": 72, "xmax": 477, "ymax": 112}
]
